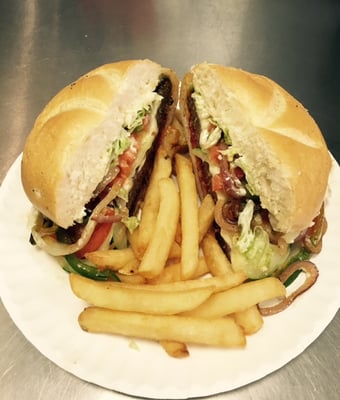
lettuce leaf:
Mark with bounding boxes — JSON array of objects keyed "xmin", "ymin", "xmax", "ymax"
[
  {"xmin": 232, "ymin": 199, "xmax": 290, "ymax": 279},
  {"xmin": 110, "ymin": 136, "xmax": 131, "ymax": 162},
  {"xmin": 122, "ymin": 215, "xmax": 139, "ymax": 233},
  {"xmin": 125, "ymin": 106, "xmax": 151, "ymax": 133}
]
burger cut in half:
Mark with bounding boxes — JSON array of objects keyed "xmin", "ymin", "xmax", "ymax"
[
  {"xmin": 180, "ymin": 63, "xmax": 332, "ymax": 280},
  {"xmin": 21, "ymin": 60, "xmax": 178, "ymax": 262}
]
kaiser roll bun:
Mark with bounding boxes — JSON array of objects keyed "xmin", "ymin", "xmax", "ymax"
[
  {"xmin": 21, "ymin": 60, "xmax": 178, "ymax": 228},
  {"xmin": 180, "ymin": 63, "xmax": 331, "ymax": 237}
]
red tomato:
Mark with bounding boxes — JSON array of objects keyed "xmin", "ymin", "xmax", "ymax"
[
  {"xmin": 208, "ymin": 146, "xmax": 221, "ymax": 165},
  {"xmin": 211, "ymin": 174, "xmax": 224, "ymax": 191},
  {"xmin": 208, "ymin": 143, "xmax": 228, "ymax": 165},
  {"xmin": 76, "ymin": 221, "xmax": 113, "ymax": 259},
  {"xmin": 114, "ymin": 138, "xmax": 140, "ymax": 186}
]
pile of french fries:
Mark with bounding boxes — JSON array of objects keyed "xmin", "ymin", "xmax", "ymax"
[{"xmin": 69, "ymin": 122, "xmax": 287, "ymax": 358}]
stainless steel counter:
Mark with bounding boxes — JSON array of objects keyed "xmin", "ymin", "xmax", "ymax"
[{"xmin": 1, "ymin": 1, "xmax": 339, "ymax": 399}]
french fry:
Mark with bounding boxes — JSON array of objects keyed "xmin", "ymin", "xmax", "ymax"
[
  {"xmin": 159, "ymin": 340, "xmax": 189, "ymax": 358},
  {"xmin": 233, "ymin": 306, "xmax": 264, "ymax": 335},
  {"xmin": 148, "ymin": 256, "xmax": 209, "ymax": 284},
  {"xmin": 138, "ymin": 178, "xmax": 180, "ymax": 278},
  {"xmin": 85, "ymin": 248, "xmax": 138, "ymax": 270},
  {"xmin": 118, "ymin": 271, "xmax": 246, "ymax": 293},
  {"xmin": 128, "ymin": 229, "xmax": 180, "ymax": 267},
  {"xmin": 117, "ymin": 258, "xmax": 140, "ymax": 275},
  {"xmin": 174, "ymin": 221, "xmax": 182, "ymax": 244},
  {"xmin": 116, "ymin": 273, "xmax": 146, "ymax": 285},
  {"xmin": 79, "ymin": 307, "xmax": 246, "ymax": 348},
  {"xmin": 127, "ymin": 227, "xmax": 142, "ymax": 260},
  {"xmin": 153, "ymin": 271, "xmax": 246, "ymax": 292},
  {"xmin": 201, "ymin": 231, "xmax": 233, "ymax": 275},
  {"xmin": 136, "ymin": 147, "xmax": 172, "ymax": 258},
  {"xmin": 69, "ymin": 273, "xmax": 215, "ymax": 315},
  {"xmin": 71, "ymin": 268, "xmax": 243, "ymax": 293},
  {"xmin": 168, "ymin": 240, "xmax": 181, "ymax": 260},
  {"xmin": 175, "ymin": 154, "xmax": 199, "ymax": 280},
  {"xmin": 198, "ymin": 194, "xmax": 215, "ymax": 242},
  {"xmin": 182, "ymin": 277, "xmax": 286, "ymax": 318}
]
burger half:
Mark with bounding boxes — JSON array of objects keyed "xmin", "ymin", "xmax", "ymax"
[
  {"xmin": 180, "ymin": 63, "xmax": 331, "ymax": 279},
  {"xmin": 21, "ymin": 60, "xmax": 178, "ymax": 260}
]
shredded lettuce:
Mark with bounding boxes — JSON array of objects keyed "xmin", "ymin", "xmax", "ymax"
[
  {"xmin": 110, "ymin": 135, "xmax": 131, "ymax": 162},
  {"xmin": 125, "ymin": 106, "xmax": 151, "ymax": 133},
  {"xmin": 122, "ymin": 216, "xmax": 139, "ymax": 234},
  {"xmin": 110, "ymin": 222, "xmax": 128, "ymax": 249},
  {"xmin": 117, "ymin": 187, "xmax": 129, "ymax": 202},
  {"xmin": 236, "ymin": 200, "xmax": 255, "ymax": 252},
  {"xmin": 223, "ymin": 129, "xmax": 232, "ymax": 145},
  {"xmin": 200, "ymin": 124, "xmax": 222, "ymax": 150},
  {"xmin": 232, "ymin": 199, "xmax": 290, "ymax": 279},
  {"xmin": 192, "ymin": 92, "xmax": 232, "ymax": 150},
  {"xmin": 191, "ymin": 147, "xmax": 208, "ymax": 162},
  {"xmin": 243, "ymin": 226, "xmax": 272, "ymax": 268}
]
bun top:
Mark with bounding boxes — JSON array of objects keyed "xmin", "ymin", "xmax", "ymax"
[
  {"xmin": 183, "ymin": 63, "xmax": 331, "ymax": 237},
  {"xmin": 21, "ymin": 60, "xmax": 177, "ymax": 228}
]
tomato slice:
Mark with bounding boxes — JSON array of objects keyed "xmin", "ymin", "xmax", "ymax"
[
  {"xmin": 76, "ymin": 135, "xmax": 142, "ymax": 258},
  {"xmin": 76, "ymin": 209, "xmax": 116, "ymax": 259},
  {"xmin": 76, "ymin": 221, "xmax": 113, "ymax": 259},
  {"xmin": 211, "ymin": 174, "xmax": 224, "ymax": 191},
  {"xmin": 208, "ymin": 143, "xmax": 228, "ymax": 165},
  {"xmin": 112, "ymin": 136, "xmax": 140, "ymax": 187}
]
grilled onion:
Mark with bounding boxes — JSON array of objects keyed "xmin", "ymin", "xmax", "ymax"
[{"xmin": 258, "ymin": 261, "xmax": 319, "ymax": 316}]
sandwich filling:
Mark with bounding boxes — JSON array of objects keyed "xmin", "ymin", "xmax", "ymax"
[
  {"xmin": 187, "ymin": 88, "xmax": 326, "ymax": 279},
  {"xmin": 30, "ymin": 75, "xmax": 174, "ymax": 258}
]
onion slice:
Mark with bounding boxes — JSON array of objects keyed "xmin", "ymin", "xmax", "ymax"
[
  {"xmin": 31, "ymin": 181, "xmax": 122, "ymax": 256},
  {"xmin": 258, "ymin": 260, "xmax": 319, "ymax": 316},
  {"xmin": 214, "ymin": 199, "xmax": 239, "ymax": 233}
]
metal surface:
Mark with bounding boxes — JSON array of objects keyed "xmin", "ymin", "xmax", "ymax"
[{"xmin": 0, "ymin": 1, "xmax": 339, "ymax": 399}]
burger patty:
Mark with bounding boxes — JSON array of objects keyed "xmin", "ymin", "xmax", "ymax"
[
  {"xmin": 127, "ymin": 75, "xmax": 174, "ymax": 215},
  {"xmin": 187, "ymin": 92, "xmax": 231, "ymax": 256},
  {"xmin": 187, "ymin": 92, "xmax": 212, "ymax": 199}
]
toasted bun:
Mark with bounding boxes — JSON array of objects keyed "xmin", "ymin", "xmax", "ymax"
[
  {"xmin": 22, "ymin": 60, "xmax": 178, "ymax": 228},
  {"xmin": 180, "ymin": 63, "xmax": 331, "ymax": 236}
]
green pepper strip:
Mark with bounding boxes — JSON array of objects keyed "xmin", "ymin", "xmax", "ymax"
[
  {"xmin": 283, "ymin": 268, "xmax": 303, "ymax": 288},
  {"xmin": 286, "ymin": 247, "xmax": 311, "ymax": 266},
  {"xmin": 64, "ymin": 254, "xmax": 120, "ymax": 282},
  {"xmin": 281, "ymin": 247, "xmax": 311, "ymax": 287}
]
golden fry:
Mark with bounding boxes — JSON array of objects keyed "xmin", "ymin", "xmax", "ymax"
[
  {"xmin": 168, "ymin": 240, "xmax": 181, "ymax": 260},
  {"xmin": 198, "ymin": 194, "xmax": 215, "ymax": 242},
  {"xmin": 159, "ymin": 340, "xmax": 189, "ymax": 358},
  {"xmin": 182, "ymin": 277, "xmax": 286, "ymax": 318},
  {"xmin": 118, "ymin": 271, "xmax": 246, "ymax": 293},
  {"xmin": 175, "ymin": 154, "xmax": 199, "ymax": 280},
  {"xmin": 233, "ymin": 306, "xmax": 264, "ymax": 335},
  {"xmin": 201, "ymin": 231, "xmax": 233, "ymax": 275},
  {"xmin": 138, "ymin": 178, "xmax": 180, "ymax": 278},
  {"xmin": 79, "ymin": 307, "xmax": 246, "ymax": 348},
  {"xmin": 116, "ymin": 273, "xmax": 146, "ymax": 285},
  {"xmin": 147, "ymin": 256, "xmax": 209, "ymax": 284},
  {"xmin": 85, "ymin": 248, "xmax": 138, "ymax": 270},
  {"xmin": 174, "ymin": 222, "xmax": 182, "ymax": 244},
  {"xmin": 127, "ymin": 227, "xmax": 142, "ymax": 260},
  {"xmin": 69, "ymin": 273, "xmax": 214, "ymax": 315},
  {"xmin": 117, "ymin": 258, "xmax": 140, "ymax": 275},
  {"xmin": 136, "ymin": 148, "xmax": 172, "ymax": 258}
]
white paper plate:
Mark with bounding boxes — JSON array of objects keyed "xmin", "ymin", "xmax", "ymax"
[{"xmin": 1, "ymin": 155, "xmax": 340, "ymax": 399}]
